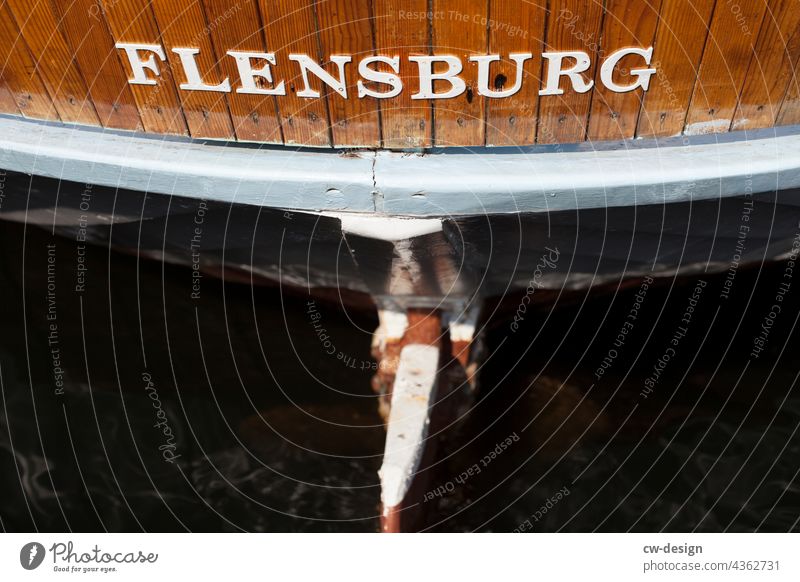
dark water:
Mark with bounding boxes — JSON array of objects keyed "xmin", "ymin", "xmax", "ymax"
[{"xmin": 0, "ymin": 219, "xmax": 798, "ymax": 532}]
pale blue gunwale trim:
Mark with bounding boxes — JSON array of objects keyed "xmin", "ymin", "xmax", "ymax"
[{"xmin": 0, "ymin": 114, "xmax": 798, "ymax": 217}]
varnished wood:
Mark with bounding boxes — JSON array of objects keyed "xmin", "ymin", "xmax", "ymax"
[
  {"xmin": 374, "ymin": 0, "xmax": 432, "ymax": 148},
  {"xmin": 636, "ymin": 0, "xmax": 716, "ymax": 138},
  {"xmin": 1, "ymin": 0, "xmax": 799, "ymax": 148},
  {"xmin": 259, "ymin": 0, "xmax": 331, "ymax": 146},
  {"xmin": 485, "ymin": 0, "xmax": 546, "ymax": 146},
  {"xmin": 315, "ymin": 0, "xmax": 381, "ymax": 147},
  {"xmin": 0, "ymin": 2, "xmax": 59, "ymax": 120},
  {"xmin": 202, "ymin": 0, "xmax": 283, "ymax": 143},
  {"xmin": 537, "ymin": 0, "xmax": 604, "ymax": 144},
  {"xmin": 100, "ymin": 0, "xmax": 188, "ymax": 135},
  {"xmin": 684, "ymin": 0, "xmax": 768, "ymax": 135},
  {"xmin": 431, "ymin": 0, "xmax": 488, "ymax": 146},
  {"xmin": 51, "ymin": 0, "xmax": 142, "ymax": 130},
  {"xmin": 733, "ymin": 0, "xmax": 800, "ymax": 131},
  {"xmin": 587, "ymin": 0, "xmax": 661, "ymax": 141},
  {"xmin": 150, "ymin": 0, "xmax": 235, "ymax": 139},
  {"xmin": 5, "ymin": 0, "xmax": 100, "ymax": 125}
]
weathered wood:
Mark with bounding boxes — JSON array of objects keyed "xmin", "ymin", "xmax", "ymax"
[
  {"xmin": 202, "ymin": 0, "xmax": 283, "ymax": 143},
  {"xmin": 100, "ymin": 0, "xmax": 188, "ymax": 135},
  {"xmin": 0, "ymin": 2, "xmax": 59, "ymax": 120},
  {"xmin": 374, "ymin": 0, "xmax": 432, "ymax": 148},
  {"xmin": 1, "ymin": 0, "xmax": 797, "ymax": 146},
  {"xmin": 637, "ymin": 0, "xmax": 716, "ymax": 138},
  {"xmin": 485, "ymin": 0, "xmax": 546, "ymax": 146},
  {"xmin": 150, "ymin": 0, "xmax": 235, "ymax": 139},
  {"xmin": 431, "ymin": 0, "xmax": 488, "ymax": 146},
  {"xmin": 5, "ymin": 0, "xmax": 100, "ymax": 125},
  {"xmin": 587, "ymin": 0, "xmax": 660, "ymax": 141},
  {"xmin": 51, "ymin": 0, "xmax": 142, "ymax": 130},
  {"xmin": 733, "ymin": 0, "xmax": 800, "ymax": 131},
  {"xmin": 684, "ymin": 0, "xmax": 768, "ymax": 135},
  {"xmin": 315, "ymin": 0, "xmax": 381, "ymax": 147},
  {"xmin": 537, "ymin": 0, "xmax": 604, "ymax": 144},
  {"xmin": 258, "ymin": 0, "xmax": 331, "ymax": 146}
]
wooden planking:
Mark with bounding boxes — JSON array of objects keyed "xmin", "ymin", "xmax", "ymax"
[
  {"xmin": 0, "ymin": 2, "xmax": 59, "ymax": 120},
  {"xmin": 150, "ymin": 0, "xmax": 235, "ymax": 139},
  {"xmin": 0, "ymin": 83, "xmax": 20, "ymax": 115},
  {"xmin": 315, "ymin": 0, "xmax": 381, "ymax": 147},
  {"xmin": 485, "ymin": 0, "xmax": 546, "ymax": 146},
  {"xmin": 258, "ymin": 0, "xmax": 331, "ymax": 146},
  {"xmin": 431, "ymin": 0, "xmax": 488, "ymax": 146},
  {"xmin": 777, "ymin": 61, "xmax": 800, "ymax": 125},
  {"xmin": 732, "ymin": 0, "xmax": 800, "ymax": 131},
  {"xmin": 537, "ymin": 0, "xmax": 604, "ymax": 144},
  {"xmin": 50, "ymin": 0, "xmax": 141, "ymax": 130},
  {"xmin": 100, "ymin": 0, "xmax": 188, "ymax": 135},
  {"xmin": 684, "ymin": 0, "xmax": 768, "ymax": 135},
  {"xmin": 202, "ymin": 0, "xmax": 283, "ymax": 143},
  {"xmin": 5, "ymin": 0, "xmax": 99, "ymax": 125},
  {"xmin": 373, "ymin": 0, "xmax": 432, "ymax": 148},
  {"xmin": 636, "ymin": 0, "xmax": 715, "ymax": 138},
  {"xmin": 587, "ymin": 0, "xmax": 661, "ymax": 141}
]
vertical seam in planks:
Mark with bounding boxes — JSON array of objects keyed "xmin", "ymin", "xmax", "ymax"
[
  {"xmin": 143, "ymin": 0, "xmax": 191, "ymax": 134},
  {"xmin": 582, "ymin": 0, "xmax": 607, "ymax": 142},
  {"xmin": 252, "ymin": 0, "xmax": 286, "ymax": 144},
  {"xmin": 631, "ymin": 0, "xmax": 665, "ymax": 138},
  {"xmin": 427, "ymin": 0, "xmax": 434, "ymax": 148},
  {"xmin": 368, "ymin": 0, "xmax": 384, "ymax": 148},
  {"xmin": 45, "ymin": 0, "xmax": 106, "ymax": 126},
  {"xmin": 679, "ymin": 0, "xmax": 718, "ymax": 135},
  {"xmin": 310, "ymin": 0, "xmax": 335, "ymax": 148},
  {"xmin": 195, "ymin": 0, "xmax": 238, "ymax": 141},
  {"xmin": 7, "ymin": 0, "xmax": 100, "ymax": 124},
  {"xmin": 727, "ymin": 0, "xmax": 770, "ymax": 132},
  {"xmin": 774, "ymin": 7, "xmax": 800, "ymax": 122},
  {"xmin": 534, "ymin": 0, "xmax": 551, "ymax": 144},
  {"xmin": 481, "ymin": 0, "xmax": 490, "ymax": 146}
]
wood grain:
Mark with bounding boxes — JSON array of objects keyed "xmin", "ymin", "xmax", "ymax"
[
  {"xmin": 777, "ymin": 61, "xmax": 800, "ymax": 125},
  {"xmin": 537, "ymin": 0, "xmax": 604, "ymax": 144},
  {"xmin": 150, "ymin": 0, "xmax": 235, "ymax": 139},
  {"xmin": 636, "ymin": 0, "xmax": 716, "ymax": 138},
  {"xmin": 100, "ymin": 0, "xmax": 188, "ymax": 135},
  {"xmin": 202, "ymin": 0, "xmax": 283, "ymax": 143},
  {"xmin": 431, "ymin": 0, "xmax": 488, "ymax": 146},
  {"xmin": 258, "ymin": 0, "xmax": 331, "ymax": 146},
  {"xmin": 374, "ymin": 0, "xmax": 432, "ymax": 148},
  {"xmin": 587, "ymin": 0, "xmax": 661, "ymax": 141},
  {"xmin": 5, "ymin": 0, "xmax": 100, "ymax": 124},
  {"xmin": 684, "ymin": 0, "xmax": 768, "ymax": 135},
  {"xmin": 732, "ymin": 0, "xmax": 800, "ymax": 131},
  {"xmin": 315, "ymin": 0, "xmax": 380, "ymax": 147},
  {"xmin": 485, "ymin": 0, "xmax": 546, "ymax": 146},
  {"xmin": 51, "ymin": 0, "xmax": 141, "ymax": 130},
  {"xmin": 0, "ymin": 1, "xmax": 59, "ymax": 120}
]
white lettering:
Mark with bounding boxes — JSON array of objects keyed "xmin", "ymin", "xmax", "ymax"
[
  {"xmin": 540, "ymin": 51, "xmax": 594, "ymax": 96},
  {"xmin": 116, "ymin": 43, "xmax": 166, "ymax": 85},
  {"xmin": 289, "ymin": 54, "xmax": 351, "ymax": 98},
  {"xmin": 600, "ymin": 47, "xmax": 656, "ymax": 93},
  {"xmin": 227, "ymin": 51, "xmax": 286, "ymax": 95},
  {"xmin": 470, "ymin": 53, "xmax": 532, "ymax": 98},
  {"xmin": 410, "ymin": 55, "xmax": 466, "ymax": 99},
  {"xmin": 172, "ymin": 48, "xmax": 231, "ymax": 92},
  {"xmin": 357, "ymin": 56, "xmax": 402, "ymax": 99}
]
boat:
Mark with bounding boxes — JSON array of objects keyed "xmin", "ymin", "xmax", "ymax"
[{"xmin": 2, "ymin": 0, "xmax": 800, "ymax": 532}]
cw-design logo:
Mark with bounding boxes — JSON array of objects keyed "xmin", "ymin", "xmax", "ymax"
[{"xmin": 19, "ymin": 542, "xmax": 46, "ymax": 570}]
